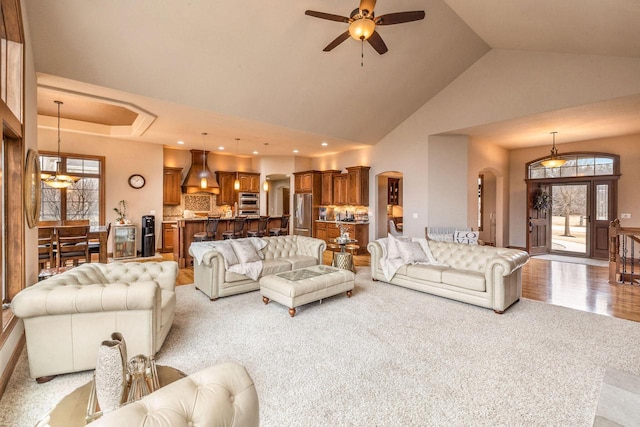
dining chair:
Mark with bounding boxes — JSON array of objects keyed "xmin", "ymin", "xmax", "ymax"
[
  {"xmin": 56, "ymin": 225, "xmax": 90, "ymax": 267},
  {"xmin": 89, "ymin": 222, "xmax": 111, "ymax": 262},
  {"xmin": 63, "ymin": 219, "xmax": 90, "ymax": 226},
  {"xmin": 247, "ymin": 216, "xmax": 269, "ymax": 238},
  {"xmin": 39, "ymin": 220, "xmax": 61, "ymax": 227},
  {"xmin": 38, "ymin": 227, "xmax": 56, "ymax": 269},
  {"xmin": 222, "ymin": 217, "xmax": 246, "ymax": 240},
  {"xmin": 269, "ymin": 215, "xmax": 290, "ymax": 236},
  {"xmin": 193, "ymin": 216, "xmax": 220, "ymax": 242}
]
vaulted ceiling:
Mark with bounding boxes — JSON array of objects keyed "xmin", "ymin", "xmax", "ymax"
[{"xmin": 26, "ymin": 0, "xmax": 640, "ymax": 156}]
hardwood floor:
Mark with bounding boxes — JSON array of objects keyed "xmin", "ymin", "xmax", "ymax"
[{"xmin": 166, "ymin": 251, "xmax": 640, "ymax": 323}]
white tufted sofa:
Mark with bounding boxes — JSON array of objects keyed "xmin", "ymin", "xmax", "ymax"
[
  {"xmin": 12, "ymin": 261, "xmax": 178, "ymax": 379},
  {"xmin": 88, "ymin": 362, "xmax": 259, "ymax": 427},
  {"xmin": 190, "ymin": 235, "xmax": 326, "ymax": 300},
  {"xmin": 368, "ymin": 240, "xmax": 529, "ymax": 313}
]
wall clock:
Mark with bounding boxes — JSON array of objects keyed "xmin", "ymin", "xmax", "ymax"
[{"xmin": 128, "ymin": 174, "xmax": 146, "ymax": 189}]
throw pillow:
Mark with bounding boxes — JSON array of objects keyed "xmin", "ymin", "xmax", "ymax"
[
  {"xmin": 454, "ymin": 230, "xmax": 479, "ymax": 245},
  {"xmin": 387, "ymin": 234, "xmax": 410, "ymax": 260},
  {"xmin": 397, "ymin": 240, "xmax": 429, "ymax": 264},
  {"xmin": 231, "ymin": 240, "xmax": 262, "ymax": 264},
  {"xmin": 214, "ymin": 242, "xmax": 239, "ymax": 268},
  {"xmin": 247, "ymin": 237, "xmax": 268, "ymax": 260}
]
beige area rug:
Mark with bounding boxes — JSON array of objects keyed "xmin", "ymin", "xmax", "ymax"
[{"xmin": 2, "ymin": 269, "xmax": 640, "ymax": 426}]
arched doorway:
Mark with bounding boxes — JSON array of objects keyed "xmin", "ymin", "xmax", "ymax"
[
  {"xmin": 525, "ymin": 152, "xmax": 619, "ymax": 259},
  {"xmin": 376, "ymin": 171, "xmax": 403, "ymax": 239}
]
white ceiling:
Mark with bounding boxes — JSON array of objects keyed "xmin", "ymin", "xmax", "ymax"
[{"xmin": 25, "ymin": 0, "xmax": 640, "ymax": 156}]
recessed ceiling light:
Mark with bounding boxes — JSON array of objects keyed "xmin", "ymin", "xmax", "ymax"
[
  {"xmin": 177, "ymin": 140, "xmax": 185, "ymax": 145},
  {"xmin": 293, "ymin": 149, "xmax": 299, "ymax": 153},
  {"xmin": 321, "ymin": 142, "xmax": 328, "ymax": 146},
  {"xmin": 218, "ymin": 146, "xmax": 225, "ymax": 151},
  {"xmin": 253, "ymin": 150, "xmax": 259, "ymax": 155}
]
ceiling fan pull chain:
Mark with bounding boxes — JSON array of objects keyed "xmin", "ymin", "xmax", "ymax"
[{"xmin": 361, "ymin": 39, "xmax": 364, "ymax": 67}]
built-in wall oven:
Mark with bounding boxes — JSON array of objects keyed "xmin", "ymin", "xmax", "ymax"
[{"xmin": 239, "ymin": 192, "xmax": 259, "ymax": 216}]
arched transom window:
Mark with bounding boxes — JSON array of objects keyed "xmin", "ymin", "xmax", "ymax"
[{"xmin": 528, "ymin": 153, "xmax": 618, "ymax": 179}]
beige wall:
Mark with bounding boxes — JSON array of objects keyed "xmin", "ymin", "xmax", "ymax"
[
  {"xmin": 508, "ymin": 133, "xmax": 640, "ymax": 248},
  {"xmin": 322, "ymin": 49, "xmax": 640, "ymax": 243}
]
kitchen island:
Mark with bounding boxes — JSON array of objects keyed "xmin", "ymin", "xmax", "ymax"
[{"xmin": 172, "ymin": 216, "xmax": 284, "ymax": 268}]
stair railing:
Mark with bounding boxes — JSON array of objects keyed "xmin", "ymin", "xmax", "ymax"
[{"xmin": 609, "ymin": 218, "xmax": 640, "ymax": 284}]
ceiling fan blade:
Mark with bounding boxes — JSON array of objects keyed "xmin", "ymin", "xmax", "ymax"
[
  {"xmin": 359, "ymin": 0, "xmax": 377, "ymax": 16},
  {"xmin": 305, "ymin": 10, "xmax": 350, "ymax": 23},
  {"xmin": 368, "ymin": 31, "xmax": 388, "ymax": 55},
  {"xmin": 323, "ymin": 31, "xmax": 351, "ymax": 52},
  {"xmin": 375, "ymin": 11, "xmax": 426, "ymax": 25}
]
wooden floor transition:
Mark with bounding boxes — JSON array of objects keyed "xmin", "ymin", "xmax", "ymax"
[{"xmin": 166, "ymin": 251, "xmax": 640, "ymax": 323}]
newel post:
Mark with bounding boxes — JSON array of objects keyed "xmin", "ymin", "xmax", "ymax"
[{"xmin": 608, "ymin": 218, "xmax": 620, "ymax": 284}]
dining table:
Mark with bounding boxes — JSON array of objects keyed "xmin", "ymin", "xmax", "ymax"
[{"xmin": 39, "ymin": 225, "xmax": 110, "ymax": 264}]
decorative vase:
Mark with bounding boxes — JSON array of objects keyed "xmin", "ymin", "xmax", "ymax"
[
  {"xmin": 127, "ymin": 354, "xmax": 151, "ymax": 402},
  {"xmin": 95, "ymin": 332, "xmax": 128, "ymax": 413}
]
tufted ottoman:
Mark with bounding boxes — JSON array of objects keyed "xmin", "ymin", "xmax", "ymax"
[
  {"xmin": 12, "ymin": 261, "xmax": 178, "ymax": 380},
  {"xmin": 260, "ymin": 265, "xmax": 355, "ymax": 317}
]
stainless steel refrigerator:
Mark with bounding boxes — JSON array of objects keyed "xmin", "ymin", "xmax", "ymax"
[{"xmin": 293, "ymin": 193, "xmax": 313, "ymax": 236}]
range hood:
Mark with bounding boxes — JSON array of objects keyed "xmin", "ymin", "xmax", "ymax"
[{"xmin": 182, "ymin": 149, "xmax": 219, "ymax": 194}]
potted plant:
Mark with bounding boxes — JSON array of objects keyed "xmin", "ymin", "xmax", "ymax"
[{"xmin": 113, "ymin": 200, "xmax": 128, "ymax": 224}]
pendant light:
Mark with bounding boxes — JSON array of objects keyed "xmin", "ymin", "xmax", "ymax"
[
  {"xmin": 262, "ymin": 142, "xmax": 269, "ymax": 192},
  {"xmin": 200, "ymin": 132, "xmax": 209, "ymax": 188},
  {"xmin": 540, "ymin": 131, "xmax": 566, "ymax": 168},
  {"xmin": 42, "ymin": 101, "xmax": 81, "ymax": 188},
  {"xmin": 234, "ymin": 138, "xmax": 240, "ymax": 191}
]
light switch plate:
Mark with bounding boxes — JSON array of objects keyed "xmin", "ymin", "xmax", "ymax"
[
  {"xmin": 621, "ymin": 213, "xmax": 631, "ymax": 219},
  {"xmin": 412, "ymin": 213, "xmax": 418, "ymax": 219}
]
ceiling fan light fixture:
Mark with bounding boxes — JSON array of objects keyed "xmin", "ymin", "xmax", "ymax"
[
  {"xmin": 540, "ymin": 131, "xmax": 567, "ymax": 168},
  {"xmin": 349, "ymin": 18, "xmax": 375, "ymax": 40}
]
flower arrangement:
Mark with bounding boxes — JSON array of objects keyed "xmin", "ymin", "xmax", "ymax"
[
  {"xmin": 533, "ymin": 190, "xmax": 551, "ymax": 212},
  {"xmin": 113, "ymin": 200, "xmax": 128, "ymax": 223}
]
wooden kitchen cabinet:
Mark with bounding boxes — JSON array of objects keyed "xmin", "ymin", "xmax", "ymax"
[
  {"xmin": 161, "ymin": 222, "xmax": 175, "ymax": 253},
  {"xmin": 321, "ymin": 170, "xmax": 341, "ymax": 205},
  {"xmin": 388, "ymin": 177, "xmax": 400, "ymax": 205},
  {"xmin": 314, "ymin": 221, "xmax": 327, "ymax": 241},
  {"xmin": 239, "ymin": 172, "xmax": 260, "ymax": 192},
  {"xmin": 347, "ymin": 166, "xmax": 370, "ymax": 206},
  {"xmin": 294, "ymin": 171, "xmax": 315, "ymax": 193},
  {"xmin": 333, "ymin": 174, "xmax": 348, "ymax": 205},
  {"xmin": 163, "ymin": 167, "xmax": 182, "ymax": 205},
  {"xmin": 216, "ymin": 171, "xmax": 236, "ymax": 206}
]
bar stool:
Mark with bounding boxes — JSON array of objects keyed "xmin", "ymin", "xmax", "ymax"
[
  {"xmin": 269, "ymin": 215, "xmax": 290, "ymax": 236},
  {"xmin": 193, "ymin": 217, "xmax": 220, "ymax": 242},
  {"xmin": 222, "ymin": 217, "xmax": 246, "ymax": 240},
  {"xmin": 247, "ymin": 216, "xmax": 269, "ymax": 238}
]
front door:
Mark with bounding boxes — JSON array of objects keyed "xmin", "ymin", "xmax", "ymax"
[{"xmin": 527, "ymin": 183, "xmax": 551, "ymax": 255}]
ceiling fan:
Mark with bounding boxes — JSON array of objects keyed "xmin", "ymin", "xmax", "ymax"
[{"xmin": 305, "ymin": 0, "xmax": 425, "ymax": 55}]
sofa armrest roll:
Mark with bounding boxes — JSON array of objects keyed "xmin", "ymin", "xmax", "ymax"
[
  {"xmin": 295, "ymin": 235, "xmax": 327, "ymax": 264},
  {"xmin": 485, "ymin": 249, "xmax": 530, "ymax": 278}
]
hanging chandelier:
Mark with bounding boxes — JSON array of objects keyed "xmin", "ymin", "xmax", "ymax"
[
  {"xmin": 200, "ymin": 132, "xmax": 209, "ymax": 189},
  {"xmin": 540, "ymin": 131, "xmax": 566, "ymax": 168},
  {"xmin": 262, "ymin": 142, "xmax": 269, "ymax": 192},
  {"xmin": 41, "ymin": 101, "xmax": 81, "ymax": 188},
  {"xmin": 234, "ymin": 138, "xmax": 240, "ymax": 191}
]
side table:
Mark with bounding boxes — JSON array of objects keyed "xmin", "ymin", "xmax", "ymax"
[{"xmin": 38, "ymin": 365, "xmax": 186, "ymax": 427}]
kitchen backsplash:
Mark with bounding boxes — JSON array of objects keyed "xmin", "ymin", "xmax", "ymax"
[{"xmin": 163, "ymin": 194, "xmax": 230, "ymax": 219}]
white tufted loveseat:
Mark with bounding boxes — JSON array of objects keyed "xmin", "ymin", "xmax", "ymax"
[
  {"xmin": 190, "ymin": 235, "xmax": 326, "ymax": 300},
  {"xmin": 12, "ymin": 261, "xmax": 178, "ymax": 379},
  {"xmin": 88, "ymin": 362, "xmax": 259, "ymax": 427},
  {"xmin": 368, "ymin": 239, "xmax": 529, "ymax": 313}
]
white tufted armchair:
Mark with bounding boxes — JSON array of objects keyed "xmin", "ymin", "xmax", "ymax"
[
  {"xmin": 89, "ymin": 362, "xmax": 259, "ymax": 427},
  {"xmin": 12, "ymin": 261, "xmax": 178, "ymax": 380}
]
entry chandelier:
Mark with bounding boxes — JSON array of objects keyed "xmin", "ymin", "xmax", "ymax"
[
  {"xmin": 41, "ymin": 101, "xmax": 81, "ymax": 188},
  {"xmin": 540, "ymin": 131, "xmax": 566, "ymax": 168}
]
